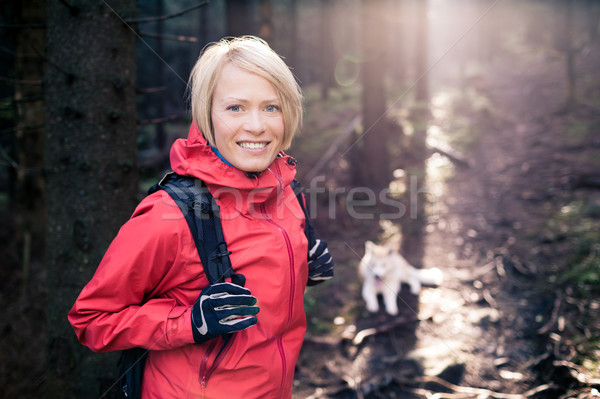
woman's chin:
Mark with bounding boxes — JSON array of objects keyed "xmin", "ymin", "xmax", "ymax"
[
  {"xmin": 233, "ymin": 159, "xmax": 273, "ymax": 173},
  {"xmin": 229, "ymin": 151, "xmax": 279, "ymax": 173}
]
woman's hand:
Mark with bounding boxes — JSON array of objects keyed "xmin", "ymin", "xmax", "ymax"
[
  {"xmin": 307, "ymin": 239, "xmax": 334, "ymax": 286},
  {"xmin": 191, "ymin": 282, "xmax": 259, "ymax": 344}
]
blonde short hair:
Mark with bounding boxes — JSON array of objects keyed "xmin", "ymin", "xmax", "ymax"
[{"xmin": 188, "ymin": 36, "xmax": 302, "ymax": 150}]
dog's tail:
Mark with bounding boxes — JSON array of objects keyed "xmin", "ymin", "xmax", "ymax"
[{"xmin": 418, "ymin": 267, "xmax": 443, "ymax": 286}]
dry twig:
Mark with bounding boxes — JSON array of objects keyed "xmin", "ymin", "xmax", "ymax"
[
  {"xmin": 353, "ymin": 316, "xmax": 418, "ymax": 345},
  {"xmin": 553, "ymin": 360, "xmax": 600, "ymax": 386},
  {"xmin": 412, "ymin": 376, "xmax": 558, "ymax": 399},
  {"xmin": 537, "ymin": 293, "xmax": 562, "ymax": 335}
]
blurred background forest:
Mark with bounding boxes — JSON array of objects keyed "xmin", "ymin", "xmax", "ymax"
[{"xmin": 1, "ymin": 0, "xmax": 599, "ymax": 398}]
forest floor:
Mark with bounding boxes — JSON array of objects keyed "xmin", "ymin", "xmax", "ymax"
[
  {"xmin": 293, "ymin": 46, "xmax": 600, "ymax": 398},
  {"xmin": 1, "ymin": 29, "xmax": 599, "ymax": 399}
]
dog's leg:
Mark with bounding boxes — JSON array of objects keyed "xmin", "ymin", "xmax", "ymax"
[
  {"xmin": 407, "ymin": 278, "xmax": 422, "ymax": 295},
  {"xmin": 382, "ymin": 286, "xmax": 399, "ymax": 315},
  {"xmin": 362, "ymin": 280, "xmax": 380, "ymax": 313}
]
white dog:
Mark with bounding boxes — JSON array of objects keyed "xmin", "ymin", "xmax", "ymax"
[{"xmin": 359, "ymin": 241, "xmax": 443, "ymax": 315}]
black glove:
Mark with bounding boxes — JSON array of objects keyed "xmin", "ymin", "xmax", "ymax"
[
  {"xmin": 191, "ymin": 282, "xmax": 259, "ymax": 344},
  {"xmin": 307, "ymin": 239, "xmax": 334, "ymax": 286}
]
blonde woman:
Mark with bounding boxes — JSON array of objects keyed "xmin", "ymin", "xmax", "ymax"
[{"xmin": 69, "ymin": 36, "xmax": 333, "ymax": 399}]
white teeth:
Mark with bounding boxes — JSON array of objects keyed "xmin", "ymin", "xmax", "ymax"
[{"xmin": 238, "ymin": 142, "xmax": 267, "ymax": 149}]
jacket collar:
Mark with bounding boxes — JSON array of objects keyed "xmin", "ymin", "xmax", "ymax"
[{"xmin": 169, "ymin": 123, "xmax": 297, "ymax": 211}]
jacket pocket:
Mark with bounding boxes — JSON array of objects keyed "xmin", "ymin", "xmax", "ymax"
[{"xmin": 198, "ymin": 334, "xmax": 236, "ymax": 394}]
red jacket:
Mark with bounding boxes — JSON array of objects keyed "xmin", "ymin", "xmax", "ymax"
[{"xmin": 68, "ymin": 124, "xmax": 309, "ymax": 398}]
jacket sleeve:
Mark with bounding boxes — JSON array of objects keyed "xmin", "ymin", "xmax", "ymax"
[{"xmin": 68, "ymin": 192, "xmax": 197, "ymax": 352}]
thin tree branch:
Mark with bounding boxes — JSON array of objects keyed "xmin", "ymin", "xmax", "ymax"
[
  {"xmin": 305, "ymin": 113, "xmax": 361, "ymax": 181},
  {"xmin": 0, "ymin": 125, "xmax": 45, "ymax": 136},
  {"xmin": 30, "ymin": 45, "xmax": 74, "ymax": 78},
  {"xmin": 0, "ymin": 76, "xmax": 42, "ymax": 85},
  {"xmin": 136, "ymin": 86, "xmax": 167, "ymax": 94},
  {"xmin": 13, "ymin": 96, "xmax": 44, "ymax": 104},
  {"xmin": 0, "ymin": 45, "xmax": 38, "ymax": 58},
  {"xmin": 139, "ymin": 112, "xmax": 188, "ymax": 126},
  {"xmin": 0, "ymin": 144, "xmax": 44, "ymax": 174},
  {"xmin": 414, "ymin": 376, "xmax": 558, "ymax": 399},
  {"xmin": 139, "ymin": 31, "xmax": 198, "ymax": 43},
  {"xmin": 553, "ymin": 360, "xmax": 600, "ymax": 385},
  {"xmin": 59, "ymin": 0, "xmax": 81, "ymax": 16},
  {"xmin": 125, "ymin": 1, "xmax": 210, "ymax": 24},
  {"xmin": 428, "ymin": 144, "xmax": 472, "ymax": 168},
  {"xmin": 578, "ymin": 102, "xmax": 600, "ymax": 116},
  {"xmin": 352, "ymin": 316, "xmax": 419, "ymax": 345},
  {"xmin": 0, "ymin": 24, "xmax": 46, "ymax": 29},
  {"xmin": 537, "ymin": 293, "xmax": 562, "ymax": 335}
]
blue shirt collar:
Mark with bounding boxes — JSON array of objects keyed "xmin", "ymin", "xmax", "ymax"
[{"xmin": 211, "ymin": 146, "xmax": 234, "ymax": 168}]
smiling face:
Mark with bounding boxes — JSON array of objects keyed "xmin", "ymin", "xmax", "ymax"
[{"xmin": 211, "ymin": 63, "xmax": 285, "ymax": 173}]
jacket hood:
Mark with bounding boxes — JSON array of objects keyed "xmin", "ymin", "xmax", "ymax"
[{"xmin": 170, "ymin": 123, "xmax": 297, "ymax": 210}]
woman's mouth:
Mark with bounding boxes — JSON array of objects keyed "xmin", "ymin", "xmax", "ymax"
[{"xmin": 238, "ymin": 141, "xmax": 269, "ymax": 149}]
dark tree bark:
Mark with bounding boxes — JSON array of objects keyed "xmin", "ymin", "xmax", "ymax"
[
  {"xmin": 259, "ymin": 0, "xmax": 273, "ymax": 41},
  {"xmin": 14, "ymin": 0, "xmax": 45, "ymax": 291},
  {"xmin": 358, "ymin": 0, "xmax": 390, "ymax": 190},
  {"xmin": 154, "ymin": 0, "xmax": 166, "ymax": 156},
  {"xmin": 402, "ymin": 0, "xmax": 429, "ymax": 265},
  {"xmin": 388, "ymin": 0, "xmax": 406, "ymax": 84},
  {"xmin": 226, "ymin": 0, "xmax": 258, "ymax": 37},
  {"xmin": 564, "ymin": 0, "xmax": 576, "ymax": 110},
  {"xmin": 44, "ymin": 0, "xmax": 138, "ymax": 397},
  {"xmin": 552, "ymin": 0, "xmax": 576, "ymax": 110},
  {"xmin": 413, "ymin": 0, "xmax": 428, "ymax": 114},
  {"xmin": 288, "ymin": 0, "xmax": 298, "ymax": 71},
  {"xmin": 319, "ymin": 0, "xmax": 336, "ymax": 99},
  {"xmin": 585, "ymin": 0, "xmax": 600, "ymax": 41}
]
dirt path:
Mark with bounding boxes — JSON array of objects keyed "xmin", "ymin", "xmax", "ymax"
[{"xmin": 293, "ymin": 42, "xmax": 599, "ymax": 398}]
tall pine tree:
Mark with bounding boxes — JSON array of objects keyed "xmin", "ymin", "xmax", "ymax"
[{"xmin": 44, "ymin": 1, "xmax": 138, "ymax": 396}]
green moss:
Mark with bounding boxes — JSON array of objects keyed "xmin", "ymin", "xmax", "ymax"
[
  {"xmin": 564, "ymin": 119, "xmax": 593, "ymax": 145},
  {"xmin": 537, "ymin": 198, "xmax": 600, "ymax": 298},
  {"xmin": 303, "ymin": 285, "xmax": 335, "ymax": 336}
]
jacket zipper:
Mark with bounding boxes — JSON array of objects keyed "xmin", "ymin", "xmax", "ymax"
[
  {"xmin": 261, "ymin": 203, "xmax": 295, "ymax": 399},
  {"xmin": 276, "ymin": 338, "xmax": 287, "ymax": 399},
  {"xmin": 198, "ymin": 335, "xmax": 235, "ymax": 396}
]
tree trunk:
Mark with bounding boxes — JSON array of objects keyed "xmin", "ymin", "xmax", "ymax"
[
  {"xmin": 14, "ymin": 0, "xmax": 46, "ymax": 294},
  {"xmin": 288, "ymin": 0, "xmax": 298, "ymax": 72},
  {"xmin": 319, "ymin": 0, "xmax": 335, "ymax": 99},
  {"xmin": 388, "ymin": 0, "xmax": 406, "ymax": 84},
  {"xmin": 154, "ymin": 0, "xmax": 166, "ymax": 160},
  {"xmin": 552, "ymin": 0, "xmax": 576, "ymax": 110},
  {"xmin": 359, "ymin": 0, "xmax": 389, "ymax": 190},
  {"xmin": 44, "ymin": 1, "xmax": 138, "ymax": 397},
  {"xmin": 259, "ymin": 0, "xmax": 273, "ymax": 41},
  {"xmin": 586, "ymin": 0, "xmax": 600, "ymax": 41},
  {"xmin": 564, "ymin": 0, "xmax": 576, "ymax": 110},
  {"xmin": 402, "ymin": 0, "xmax": 429, "ymax": 265},
  {"xmin": 226, "ymin": 0, "xmax": 258, "ymax": 37}
]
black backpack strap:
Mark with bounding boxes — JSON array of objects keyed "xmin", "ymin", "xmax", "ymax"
[
  {"xmin": 291, "ymin": 178, "xmax": 316, "ymax": 249},
  {"xmin": 119, "ymin": 173, "xmax": 246, "ymax": 399},
  {"xmin": 118, "ymin": 347, "xmax": 146, "ymax": 399},
  {"xmin": 291, "ymin": 178, "xmax": 334, "ymax": 286},
  {"xmin": 152, "ymin": 172, "xmax": 244, "ymax": 286}
]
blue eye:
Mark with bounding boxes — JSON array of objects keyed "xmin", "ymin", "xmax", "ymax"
[
  {"xmin": 265, "ymin": 105, "xmax": 280, "ymax": 112},
  {"xmin": 227, "ymin": 105, "xmax": 241, "ymax": 112}
]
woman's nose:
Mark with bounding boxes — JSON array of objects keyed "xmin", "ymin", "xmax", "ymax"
[{"xmin": 243, "ymin": 110, "xmax": 266, "ymax": 134}]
